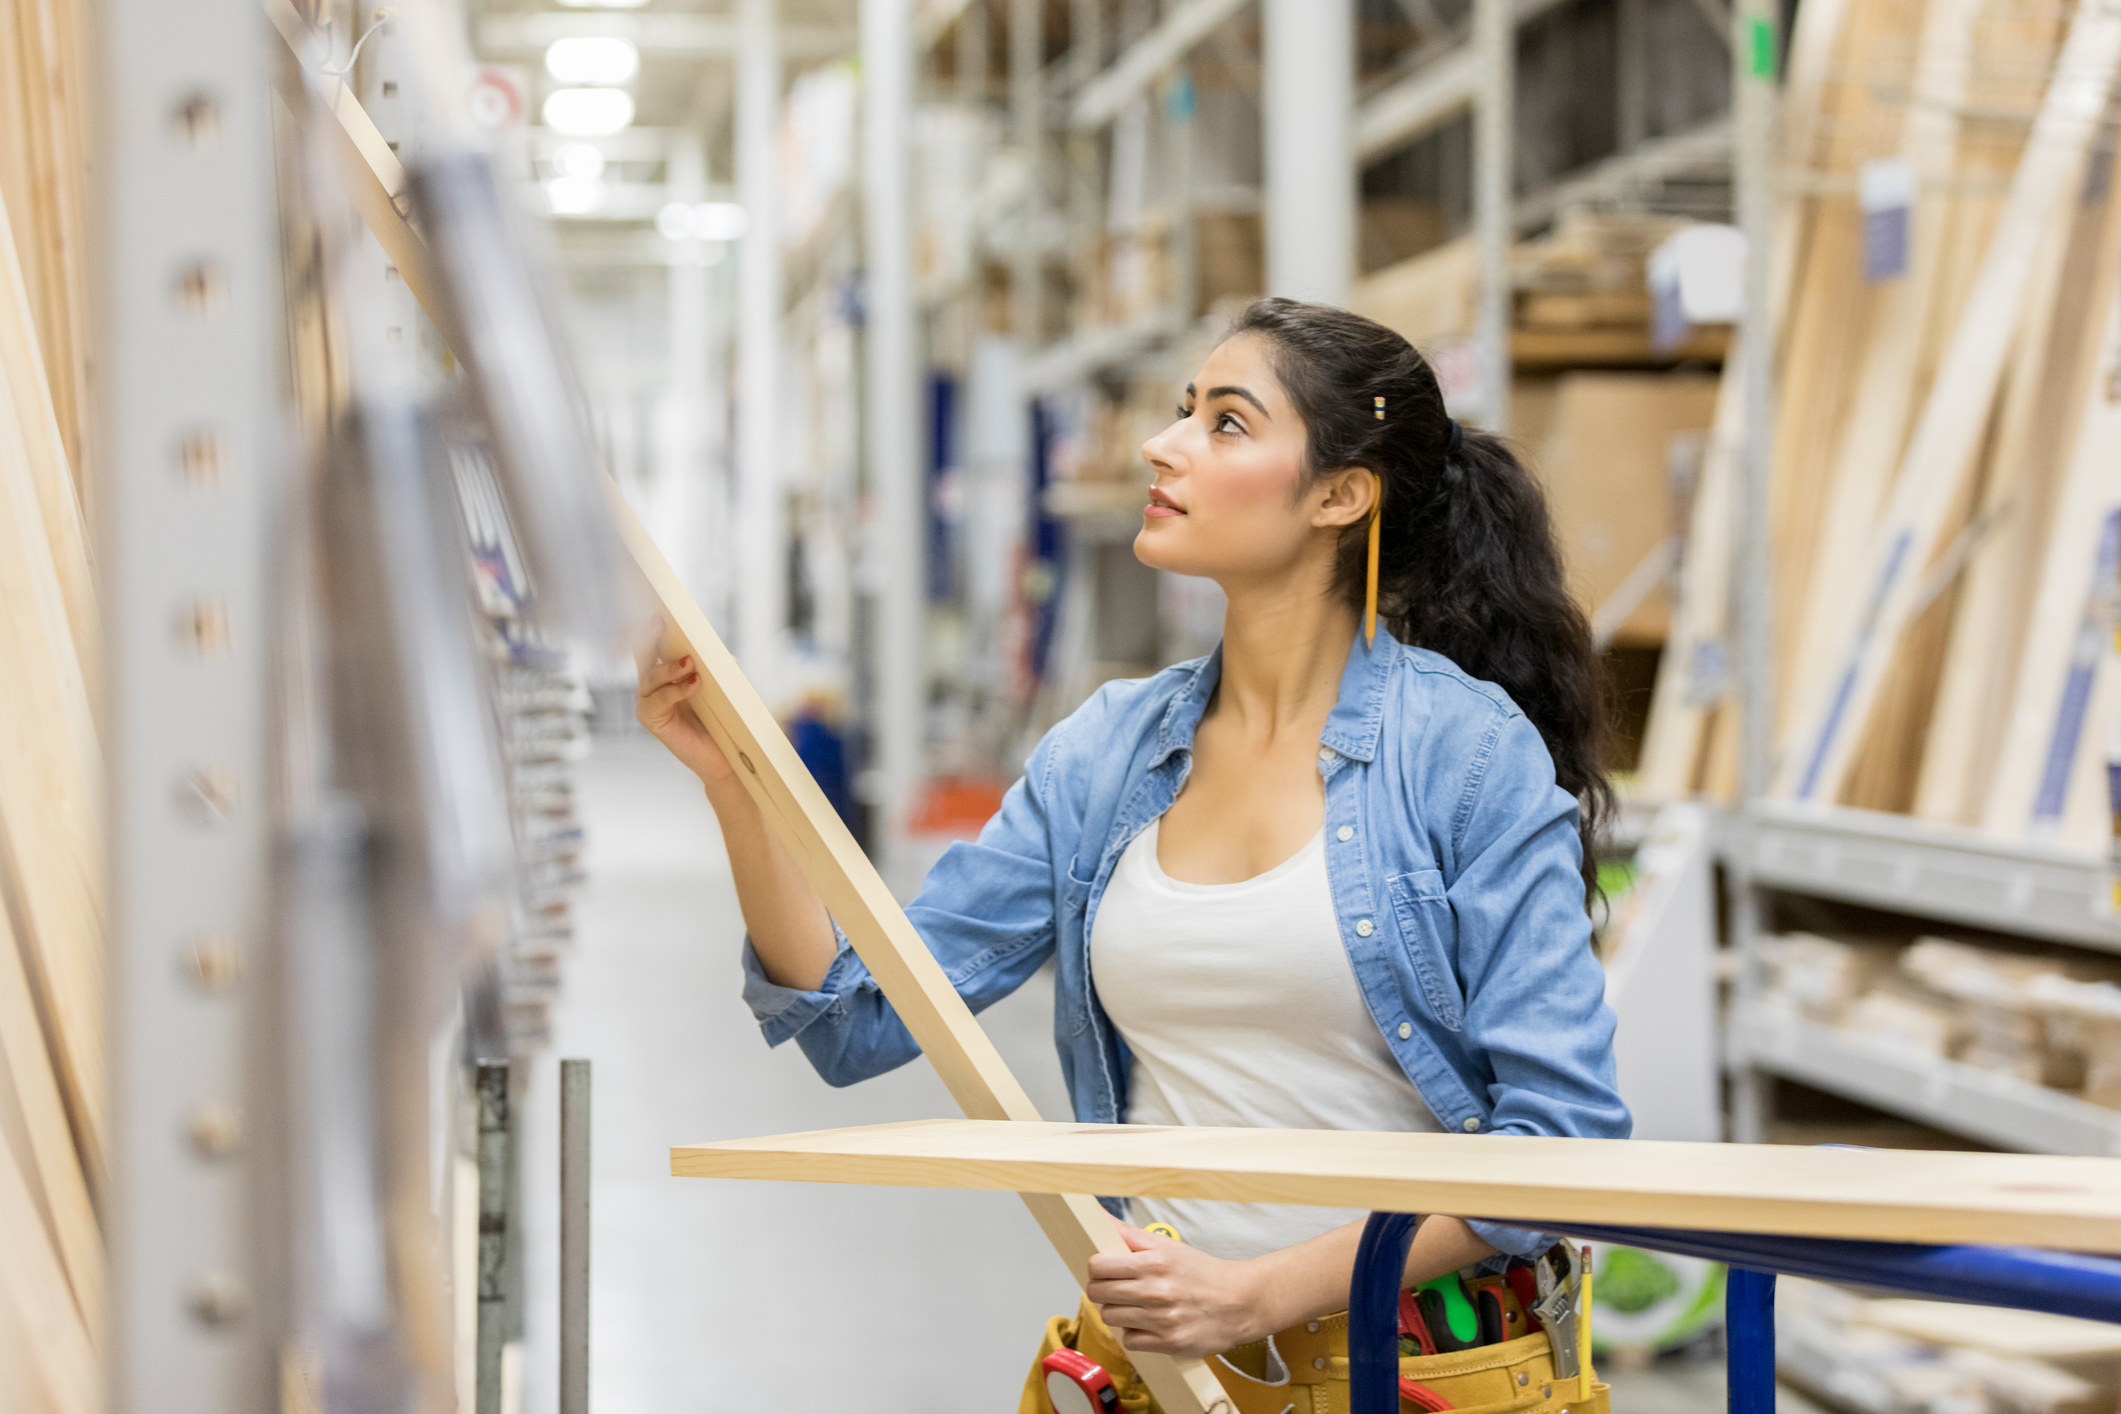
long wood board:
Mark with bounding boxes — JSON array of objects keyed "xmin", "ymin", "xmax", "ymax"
[
  {"xmin": 269, "ymin": 15, "xmax": 1224, "ymax": 1409},
  {"xmin": 609, "ymin": 489, "xmax": 1227, "ymax": 1414},
  {"xmin": 1775, "ymin": 0, "xmax": 2121, "ymax": 802},
  {"xmin": 674, "ymin": 1118, "xmax": 2121, "ymax": 1256}
]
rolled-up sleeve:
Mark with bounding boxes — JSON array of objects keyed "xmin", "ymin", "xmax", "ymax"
[{"xmin": 736, "ymin": 725, "xmax": 1071, "ymax": 1088}]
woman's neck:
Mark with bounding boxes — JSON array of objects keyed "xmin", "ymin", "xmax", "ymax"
[{"xmin": 1211, "ymin": 574, "xmax": 1360, "ymax": 740}]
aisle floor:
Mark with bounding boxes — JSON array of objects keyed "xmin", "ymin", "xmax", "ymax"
[{"xmin": 517, "ymin": 736, "xmax": 1822, "ymax": 1413}]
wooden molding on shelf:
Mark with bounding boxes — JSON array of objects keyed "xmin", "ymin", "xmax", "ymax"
[
  {"xmin": 275, "ymin": 15, "xmax": 1222, "ymax": 1408},
  {"xmin": 673, "ymin": 1117, "xmax": 2121, "ymax": 1255}
]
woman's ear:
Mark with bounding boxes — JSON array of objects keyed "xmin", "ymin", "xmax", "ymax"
[{"xmin": 1313, "ymin": 467, "xmax": 1381, "ymax": 530}]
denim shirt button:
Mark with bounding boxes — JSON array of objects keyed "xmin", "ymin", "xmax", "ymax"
[
  {"xmin": 1397, "ymin": 1021, "xmax": 1412, "ymax": 1039},
  {"xmin": 1336, "ymin": 825, "xmax": 1354, "ymax": 842},
  {"xmin": 1318, "ymin": 746, "xmax": 1337, "ymax": 763},
  {"xmin": 1355, "ymin": 918, "xmax": 1374, "ymax": 937},
  {"xmin": 1462, "ymin": 1116, "xmax": 1483, "ymax": 1132}
]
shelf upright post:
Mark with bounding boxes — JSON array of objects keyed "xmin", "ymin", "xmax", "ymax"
[
  {"xmin": 1729, "ymin": 0, "xmax": 1780, "ymax": 1143},
  {"xmin": 1263, "ymin": 0, "xmax": 1354, "ymax": 304},
  {"xmin": 1472, "ymin": 0, "xmax": 1513, "ymax": 432},
  {"xmin": 98, "ymin": 0, "xmax": 280, "ymax": 1410},
  {"xmin": 1011, "ymin": 0, "xmax": 1043, "ymax": 341},
  {"xmin": 863, "ymin": 0, "xmax": 926, "ymax": 871},
  {"xmin": 736, "ymin": 0, "xmax": 786, "ymax": 706}
]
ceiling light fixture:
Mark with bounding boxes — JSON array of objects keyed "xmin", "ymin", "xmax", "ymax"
[
  {"xmin": 551, "ymin": 141, "xmax": 607, "ymax": 181},
  {"xmin": 545, "ymin": 36, "xmax": 640, "ymax": 86},
  {"xmin": 546, "ymin": 176, "xmax": 607, "ymax": 216},
  {"xmin": 556, "ymin": 0, "xmax": 649, "ymax": 8},
  {"xmin": 656, "ymin": 201, "xmax": 751, "ymax": 242},
  {"xmin": 542, "ymin": 87, "xmax": 635, "ymax": 137}
]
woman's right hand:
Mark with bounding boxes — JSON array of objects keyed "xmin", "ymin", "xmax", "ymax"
[{"xmin": 635, "ymin": 631, "xmax": 736, "ymax": 786}]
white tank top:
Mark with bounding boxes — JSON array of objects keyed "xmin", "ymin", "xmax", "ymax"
[{"xmin": 1088, "ymin": 817, "xmax": 1442, "ymax": 1260}]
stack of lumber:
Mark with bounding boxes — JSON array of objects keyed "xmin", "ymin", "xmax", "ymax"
[
  {"xmin": 1759, "ymin": 932, "xmax": 2121, "ymax": 1107},
  {"xmin": 1350, "ymin": 212, "xmax": 1734, "ymax": 370},
  {"xmin": 0, "ymin": 2, "xmax": 102, "ymax": 1411},
  {"xmin": 1779, "ymin": 1276, "xmax": 2121, "ymax": 1414},
  {"xmin": 1638, "ymin": 0, "xmax": 2121, "ymax": 852}
]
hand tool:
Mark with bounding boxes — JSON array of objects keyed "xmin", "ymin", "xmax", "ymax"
[
  {"xmin": 1533, "ymin": 1246, "xmax": 1583, "ymax": 1381},
  {"xmin": 1043, "ymin": 1350, "xmax": 1122, "ymax": 1414}
]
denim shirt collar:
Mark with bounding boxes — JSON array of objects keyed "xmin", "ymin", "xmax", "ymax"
[{"xmin": 1147, "ymin": 624, "xmax": 1399, "ymax": 769}]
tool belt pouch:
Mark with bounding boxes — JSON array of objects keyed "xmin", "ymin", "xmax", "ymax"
[{"xmin": 1019, "ymin": 1298, "xmax": 1611, "ymax": 1414}]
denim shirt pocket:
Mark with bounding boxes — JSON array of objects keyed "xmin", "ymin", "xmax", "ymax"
[{"xmin": 1387, "ymin": 869, "xmax": 1464, "ymax": 1032}]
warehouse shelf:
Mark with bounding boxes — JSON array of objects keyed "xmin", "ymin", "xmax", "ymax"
[
  {"xmin": 1727, "ymin": 1007, "xmax": 2121, "ymax": 1158},
  {"xmin": 1020, "ymin": 308, "xmax": 1187, "ymax": 393},
  {"xmin": 1739, "ymin": 800, "xmax": 2121, "ymax": 954}
]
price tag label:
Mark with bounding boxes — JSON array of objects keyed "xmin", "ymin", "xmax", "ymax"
[{"xmin": 1860, "ymin": 158, "xmax": 1916, "ymax": 283}]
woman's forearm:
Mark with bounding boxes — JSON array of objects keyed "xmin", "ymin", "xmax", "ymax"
[
  {"xmin": 703, "ymin": 775, "xmax": 840, "ymax": 990},
  {"xmin": 1246, "ymin": 1216, "xmax": 1499, "ymax": 1336}
]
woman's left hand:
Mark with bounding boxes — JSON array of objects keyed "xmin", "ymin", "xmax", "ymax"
[{"xmin": 1085, "ymin": 1222, "xmax": 1270, "ymax": 1359}]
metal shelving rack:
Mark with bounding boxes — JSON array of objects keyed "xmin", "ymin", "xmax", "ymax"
[{"xmin": 99, "ymin": 0, "xmax": 280, "ymax": 1409}]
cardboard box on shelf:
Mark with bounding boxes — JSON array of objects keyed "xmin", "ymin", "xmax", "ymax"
[{"xmin": 1529, "ymin": 372, "xmax": 1719, "ymax": 644}]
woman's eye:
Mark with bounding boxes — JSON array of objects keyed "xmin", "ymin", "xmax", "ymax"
[
  {"xmin": 1175, "ymin": 404, "xmax": 1191, "ymax": 420},
  {"xmin": 1215, "ymin": 412, "xmax": 1243, "ymax": 435}
]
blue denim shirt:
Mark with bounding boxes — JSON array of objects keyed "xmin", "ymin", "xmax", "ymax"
[{"xmin": 740, "ymin": 626, "xmax": 1629, "ymax": 1259}]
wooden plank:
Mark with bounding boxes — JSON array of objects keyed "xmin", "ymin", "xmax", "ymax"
[
  {"xmin": 611, "ymin": 486, "xmax": 1228, "ymax": 1414},
  {"xmin": 1778, "ymin": 0, "xmax": 1979, "ymax": 759},
  {"xmin": 0, "ymin": 1114, "xmax": 95, "ymax": 1414},
  {"xmin": 0, "ymin": 181, "xmax": 94, "ymax": 695},
  {"xmin": 0, "ymin": 251, "xmax": 100, "ymax": 1189},
  {"xmin": 1633, "ymin": 0, "xmax": 1855, "ymax": 800},
  {"xmin": 0, "ymin": 880, "xmax": 99, "ymax": 1329},
  {"xmin": 1773, "ymin": 0, "xmax": 2121, "ymax": 802},
  {"xmin": 264, "ymin": 0, "xmax": 470, "ymax": 357},
  {"xmin": 1915, "ymin": 155, "xmax": 2118, "ymax": 824},
  {"xmin": 1982, "ymin": 279, "xmax": 2121, "ymax": 839},
  {"xmin": 1633, "ymin": 342, "xmax": 1745, "ymax": 798},
  {"xmin": 0, "ymin": 0, "xmax": 93, "ymax": 502},
  {"xmin": 267, "ymin": 21, "xmax": 1225, "ymax": 1406},
  {"xmin": 673, "ymin": 1118, "xmax": 2121, "ymax": 1256}
]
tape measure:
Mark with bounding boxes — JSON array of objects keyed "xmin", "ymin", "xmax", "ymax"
[{"xmin": 1042, "ymin": 1350, "xmax": 1120, "ymax": 1414}]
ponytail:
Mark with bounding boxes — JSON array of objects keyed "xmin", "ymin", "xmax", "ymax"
[{"xmin": 1226, "ymin": 298, "xmax": 1613, "ymax": 909}]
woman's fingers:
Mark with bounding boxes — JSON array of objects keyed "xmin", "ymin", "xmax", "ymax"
[
  {"xmin": 636, "ymin": 673, "xmax": 701, "ymax": 724},
  {"xmin": 635, "ymin": 653, "xmax": 695, "ymax": 697}
]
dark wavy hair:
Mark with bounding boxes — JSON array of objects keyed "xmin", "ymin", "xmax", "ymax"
[{"xmin": 1226, "ymin": 297, "xmax": 1612, "ymax": 908}]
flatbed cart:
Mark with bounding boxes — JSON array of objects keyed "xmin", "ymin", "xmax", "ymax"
[{"xmin": 1351, "ymin": 1212, "xmax": 2121, "ymax": 1414}]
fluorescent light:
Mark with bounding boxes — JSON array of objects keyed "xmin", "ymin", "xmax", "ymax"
[
  {"xmin": 556, "ymin": 0, "xmax": 648, "ymax": 8},
  {"xmin": 546, "ymin": 177, "xmax": 607, "ymax": 216},
  {"xmin": 541, "ymin": 87, "xmax": 635, "ymax": 137},
  {"xmin": 656, "ymin": 201, "xmax": 752, "ymax": 242},
  {"xmin": 692, "ymin": 203, "xmax": 750, "ymax": 241},
  {"xmin": 552, "ymin": 141, "xmax": 606, "ymax": 181},
  {"xmin": 545, "ymin": 36, "xmax": 640, "ymax": 85}
]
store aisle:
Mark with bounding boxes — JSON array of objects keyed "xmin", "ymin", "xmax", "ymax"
[
  {"xmin": 516, "ymin": 737, "xmax": 1811, "ymax": 1414},
  {"xmin": 518, "ymin": 736, "xmax": 1082, "ymax": 1414}
]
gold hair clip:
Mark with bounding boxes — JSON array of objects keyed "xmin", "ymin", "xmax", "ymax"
[{"xmin": 1374, "ymin": 395, "xmax": 1386, "ymax": 421}]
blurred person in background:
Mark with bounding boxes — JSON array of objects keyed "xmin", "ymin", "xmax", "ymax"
[{"xmin": 637, "ymin": 297, "xmax": 1626, "ymax": 1387}]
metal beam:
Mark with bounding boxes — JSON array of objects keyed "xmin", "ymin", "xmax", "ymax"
[
  {"xmin": 1068, "ymin": 0, "xmax": 1249, "ymax": 129},
  {"xmin": 475, "ymin": 12, "xmax": 853, "ymax": 61},
  {"xmin": 1512, "ymin": 115, "xmax": 1732, "ymax": 229},
  {"xmin": 1353, "ymin": 43, "xmax": 1479, "ymax": 161},
  {"xmin": 1350, "ymin": 0, "xmax": 1569, "ymax": 162}
]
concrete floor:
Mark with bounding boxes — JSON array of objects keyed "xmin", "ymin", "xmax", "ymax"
[{"xmin": 514, "ymin": 737, "xmax": 1826, "ymax": 1413}]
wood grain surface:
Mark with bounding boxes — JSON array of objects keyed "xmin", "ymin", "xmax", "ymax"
[{"xmin": 675, "ymin": 1118, "xmax": 2121, "ymax": 1255}]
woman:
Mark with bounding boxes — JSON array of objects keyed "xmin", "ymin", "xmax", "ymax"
[{"xmin": 636, "ymin": 298, "xmax": 1627, "ymax": 1366}]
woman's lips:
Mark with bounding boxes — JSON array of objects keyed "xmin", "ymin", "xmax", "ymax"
[{"xmin": 1145, "ymin": 487, "xmax": 1185, "ymax": 518}]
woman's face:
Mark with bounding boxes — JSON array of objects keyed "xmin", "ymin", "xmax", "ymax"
[{"xmin": 1133, "ymin": 334, "xmax": 1371, "ymax": 586}]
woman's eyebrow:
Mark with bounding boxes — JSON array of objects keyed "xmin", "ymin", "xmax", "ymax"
[{"xmin": 1205, "ymin": 384, "xmax": 1270, "ymax": 418}]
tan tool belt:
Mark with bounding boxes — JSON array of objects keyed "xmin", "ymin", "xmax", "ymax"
[{"xmin": 1020, "ymin": 1296, "xmax": 1611, "ymax": 1414}]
